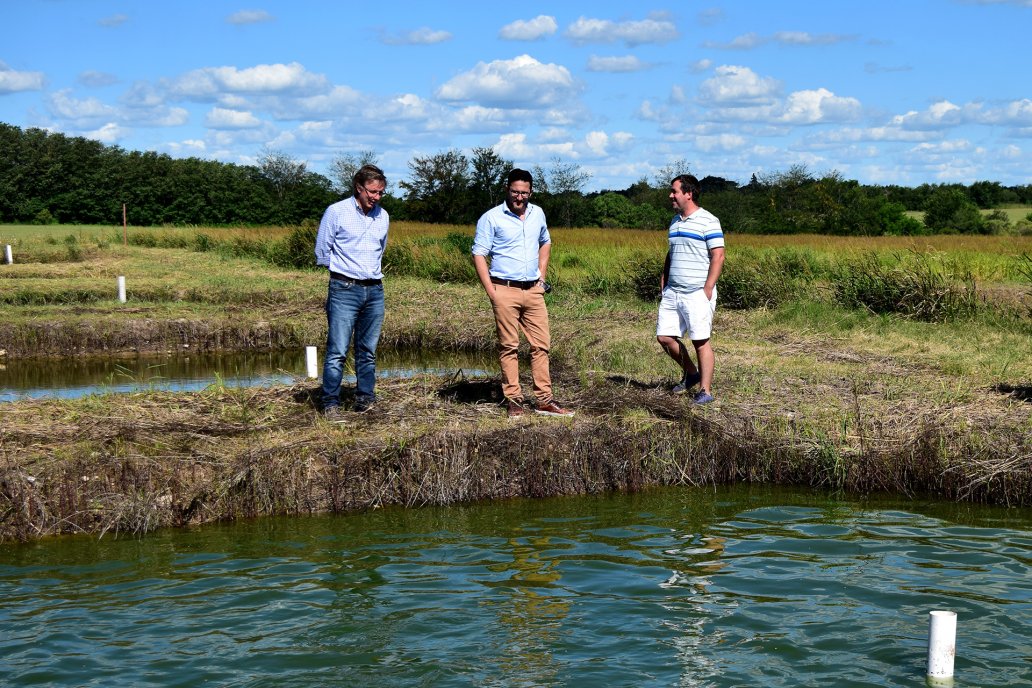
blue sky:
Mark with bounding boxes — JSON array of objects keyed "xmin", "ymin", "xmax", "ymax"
[{"xmin": 2, "ymin": 0, "xmax": 1031, "ymax": 191}]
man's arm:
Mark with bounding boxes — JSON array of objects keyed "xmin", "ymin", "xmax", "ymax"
[
  {"xmin": 660, "ymin": 251, "xmax": 671, "ymax": 291},
  {"xmin": 314, "ymin": 208, "xmax": 332, "ymax": 266},
  {"xmin": 473, "ymin": 254, "xmax": 496, "ymax": 300},
  {"xmin": 703, "ymin": 247, "xmax": 725, "ymax": 300},
  {"xmin": 537, "ymin": 242, "xmax": 551, "ymax": 285}
]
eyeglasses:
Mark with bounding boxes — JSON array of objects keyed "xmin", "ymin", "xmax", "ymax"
[
  {"xmin": 360, "ymin": 186, "xmax": 386, "ymax": 197},
  {"xmin": 509, "ymin": 190, "xmax": 531, "ymax": 198}
]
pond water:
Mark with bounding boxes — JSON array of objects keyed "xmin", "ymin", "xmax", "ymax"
[
  {"xmin": 0, "ymin": 348, "xmax": 493, "ymax": 402},
  {"xmin": 1, "ymin": 485, "xmax": 1030, "ymax": 687}
]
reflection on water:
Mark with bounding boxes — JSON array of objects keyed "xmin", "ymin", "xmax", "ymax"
[
  {"xmin": 1, "ymin": 485, "xmax": 1030, "ymax": 687},
  {"xmin": 0, "ymin": 348, "xmax": 493, "ymax": 401}
]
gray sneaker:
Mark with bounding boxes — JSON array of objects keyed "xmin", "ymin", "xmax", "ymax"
[
  {"xmin": 322, "ymin": 405, "xmax": 346, "ymax": 423},
  {"xmin": 673, "ymin": 371, "xmax": 701, "ymax": 395}
]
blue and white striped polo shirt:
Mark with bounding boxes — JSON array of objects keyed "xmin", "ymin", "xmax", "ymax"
[{"xmin": 666, "ymin": 207, "xmax": 724, "ymax": 294}]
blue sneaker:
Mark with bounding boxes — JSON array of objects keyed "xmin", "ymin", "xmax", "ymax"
[
  {"xmin": 692, "ymin": 390, "xmax": 715, "ymax": 405},
  {"xmin": 672, "ymin": 371, "xmax": 701, "ymax": 395}
]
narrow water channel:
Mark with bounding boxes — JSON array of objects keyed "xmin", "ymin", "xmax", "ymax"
[
  {"xmin": 0, "ymin": 348, "xmax": 494, "ymax": 402},
  {"xmin": 1, "ymin": 485, "xmax": 1029, "ymax": 687}
]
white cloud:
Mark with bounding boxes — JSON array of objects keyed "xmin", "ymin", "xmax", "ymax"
[
  {"xmin": 167, "ymin": 139, "xmax": 207, "ymax": 155},
  {"xmin": 586, "ymin": 55, "xmax": 651, "ymax": 72},
  {"xmin": 891, "ymin": 100, "xmax": 975, "ymax": 130},
  {"xmin": 0, "ymin": 62, "xmax": 46, "ymax": 93},
  {"xmin": 170, "ymin": 62, "xmax": 328, "ymax": 99},
  {"xmin": 565, "ymin": 14, "xmax": 678, "ymax": 46},
  {"xmin": 227, "ymin": 10, "xmax": 273, "ymax": 25},
  {"xmin": 85, "ymin": 122, "xmax": 127, "ymax": 143},
  {"xmin": 779, "ymin": 88, "xmax": 862, "ymax": 124},
  {"xmin": 585, "ymin": 131, "xmax": 609, "ymax": 155},
  {"xmin": 380, "ymin": 27, "xmax": 452, "ymax": 45},
  {"xmin": 699, "ymin": 65, "xmax": 780, "ymax": 105},
  {"xmin": 706, "ymin": 31, "xmax": 855, "ymax": 49},
  {"xmin": 435, "ymin": 54, "xmax": 577, "ymax": 108},
  {"xmin": 78, "ymin": 71, "xmax": 118, "ymax": 88},
  {"xmin": 499, "ymin": 15, "xmax": 557, "ymax": 41},
  {"xmin": 690, "ymin": 59, "xmax": 713, "ymax": 73},
  {"xmin": 47, "ymin": 89, "xmax": 118, "ymax": 122},
  {"xmin": 205, "ymin": 107, "xmax": 263, "ymax": 129},
  {"xmin": 695, "ymin": 134, "xmax": 747, "ymax": 152}
]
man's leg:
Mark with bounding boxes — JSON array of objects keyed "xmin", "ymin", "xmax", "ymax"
[
  {"xmin": 352, "ymin": 284, "xmax": 385, "ymax": 409},
  {"xmin": 656, "ymin": 290, "xmax": 698, "ymax": 381},
  {"xmin": 491, "ymin": 285, "xmax": 524, "ymax": 402},
  {"xmin": 692, "ymin": 338, "xmax": 714, "ymax": 394},
  {"xmin": 520, "ymin": 286, "xmax": 552, "ymax": 404},
  {"xmin": 322, "ymin": 280, "xmax": 360, "ymax": 410}
]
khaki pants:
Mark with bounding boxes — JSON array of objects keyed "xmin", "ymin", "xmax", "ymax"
[{"xmin": 491, "ymin": 284, "xmax": 551, "ymax": 403}]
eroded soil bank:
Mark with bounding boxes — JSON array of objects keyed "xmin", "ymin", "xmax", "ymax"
[{"xmin": 3, "ymin": 369, "xmax": 1030, "ymax": 542}]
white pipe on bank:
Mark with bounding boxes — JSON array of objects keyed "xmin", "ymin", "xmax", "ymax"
[
  {"xmin": 117, "ymin": 276, "xmax": 126, "ymax": 303},
  {"xmin": 4, "ymin": 244, "xmax": 12, "ymax": 264},
  {"xmin": 927, "ymin": 610, "xmax": 957, "ymax": 684},
  {"xmin": 306, "ymin": 346, "xmax": 319, "ymax": 379}
]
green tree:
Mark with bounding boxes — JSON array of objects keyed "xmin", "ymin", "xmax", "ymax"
[
  {"xmin": 924, "ymin": 188, "xmax": 986, "ymax": 233},
  {"xmin": 329, "ymin": 150, "xmax": 379, "ymax": 197},
  {"xmin": 400, "ymin": 149, "xmax": 474, "ymax": 223}
]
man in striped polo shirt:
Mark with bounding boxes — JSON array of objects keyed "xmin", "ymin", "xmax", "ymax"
[
  {"xmin": 315, "ymin": 164, "xmax": 389, "ymax": 419},
  {"xmin": 656, "ymin": 174, "xmax": 725, "ymax": 405}
]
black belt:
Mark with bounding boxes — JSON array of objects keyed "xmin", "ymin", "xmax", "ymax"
[
  {"xmin": 491, "ymin": 277, "xmax": 538, "ymax": 289},
  {"xmin": 330, "ymin": 271, "xmax": 381, "ymax": 286}
]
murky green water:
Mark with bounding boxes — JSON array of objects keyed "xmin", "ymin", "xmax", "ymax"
[
  {"xmin": 2, "ymin": 486, "xmax": 1030, "ymax": 687},
  {"xmin": 0, "ymin": 348, "xmax": 492, "ymax": 401}
]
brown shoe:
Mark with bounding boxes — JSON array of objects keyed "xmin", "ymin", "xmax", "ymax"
[
  {"xmin": 535, "ymin": 400, "xmax": 574, "ymax": 417},
  {"xmin": 507, "ymin": 399, "xmax": 525, "ymax": 418}
]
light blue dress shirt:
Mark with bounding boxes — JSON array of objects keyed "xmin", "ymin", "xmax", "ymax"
[
  {"xmin": 314, "ymin": 196, "xmax": 389, "ymax": 280},
  {"xmin": 471, "ymin": 202, "xmax": 551, "ymax": 281}
]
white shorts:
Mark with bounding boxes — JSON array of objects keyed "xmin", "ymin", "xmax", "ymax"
[{"xmin": 656, "ymin": 287, "xmax": 717, "ymax": 341}]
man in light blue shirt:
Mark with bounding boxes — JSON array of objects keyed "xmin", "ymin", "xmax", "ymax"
[
  {"xmin": 315, "ymin": 164, "xmax": 389, "ymax": 418},
  {"xmin": 472, "ymin": 168, "xmax": 573, "ymax": 418}
]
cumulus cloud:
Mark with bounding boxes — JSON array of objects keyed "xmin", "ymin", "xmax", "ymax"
[
  {"xmin": 890, "ymin": 100, "xmax": 976, "ymax": 129},
  {"xmin": 98, "ymin": 14, "xmax": 128, "ymax": 27},
  {"xmin": 205, "ymin": 107, "xmax": 263, "ymax": 129},
  {"xmin": 169, "ymin": 62, "xmax": 329, "ymax": 99},
  {"xmin": 47, "ymin": 90, "xmax": 118, "ymax": 122},
  {"xmin": 435, "ymin": 54, "xmax": 577, "ymax": 108},
  {"xmin": 565, "ymin": 14, "xmax": 678, "ymax": 46},
  {"xmin": 0, "ymin": 62, "xmax": 46, "ymax": 93},
  {"xmin": 699, "ymin": 65, "xmax": 780, "ymax": 105},
  {"xmin": 499, "ymin": 15, "xmax": 557, "ymax": 41},
  {"xmin": 779, "ymin": 88, "xmax": 862, "ymax": 124},
  {"xmin": 85, "ymin": 122, "xmax": 127, "ymax": 143},
  {"xmin": 586, "ymin": 55, "xmax": 651, "ymax": 72},
  {"xmin": 380, "ymin": 27, "xmax": 452, "ymax": 45},
  {"xmin": 227, "ymin": 10, "xmax": 273, "ymax": 25}
]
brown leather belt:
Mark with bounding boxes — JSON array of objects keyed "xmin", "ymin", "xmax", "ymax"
[
  {"xmin": 491, "ymin": 277, "xmax": 537, "ymax": 289},
  {"xmin": 330, "ymin": 271, "xmax": 381, "ymax": 286}
]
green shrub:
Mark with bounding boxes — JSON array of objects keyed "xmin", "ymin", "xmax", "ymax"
[{"xmin": 832, "ymin": 252, "xmax": 979, "ymax": 321}]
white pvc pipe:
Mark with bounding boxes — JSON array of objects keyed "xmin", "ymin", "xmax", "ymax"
[
  {"xmin": 305, "ymin": 346, "xmax": 319, "ymax": 378},
  {"xmin": 117, "ymin": 276, "xmax": 126, "ymax": 303},
  {"xmin": 927, "ymin": 610, "xmax": 957, "ymax": 682},
  {"xmin": 4, "ymin": 244, "xmax": 12, "ymax": 264}
]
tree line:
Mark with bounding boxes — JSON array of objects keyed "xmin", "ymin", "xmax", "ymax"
[{"xmin": 3, "ymin": 122, "xmax": 1030, "ymax": 234}]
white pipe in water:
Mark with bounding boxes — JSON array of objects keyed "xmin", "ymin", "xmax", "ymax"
[
  {"xmin": 306, "ymin": 346, "xmax": 319, "ymax": 378},
  {"xmin": 4, "ymin": 244, "xmax": 12, "ymax": 264},
  {"xmin": 117, "ymin": 275, "xmax": 126, "ymax": 303},
  {"xmin": 927, "ymin": 610, "xmax": 957, "ymax": 683}
]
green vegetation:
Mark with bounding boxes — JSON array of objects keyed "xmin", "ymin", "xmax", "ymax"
[
  {"xmin": 2, "ymin": 222, "xmax": 1031, "ymax": 539},
  {"xmin": 4, "ymin": 122, "xmax": 1032, "ymax": 236}
]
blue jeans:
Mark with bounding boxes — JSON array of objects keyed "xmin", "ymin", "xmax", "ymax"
[{"xmin": 321, "ymin": 279, "xmax": 385, "ymax": 409}]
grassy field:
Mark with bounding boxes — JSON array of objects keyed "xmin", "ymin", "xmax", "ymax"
[{"xmin": 2, "ymin": 222, "xmax": 1031, "ymax": 539}]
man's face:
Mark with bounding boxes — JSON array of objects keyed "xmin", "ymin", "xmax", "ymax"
[
  {"xmin": 506, "ymin": 181, "xmax": 532, "ymax": 214},
  {"xmin": 670, "ymin": 180, "xmax": 692, "ymax": 215},
  {"xmin": 356, "ymin": 180, "xmax": 386, "ymax": 213}
]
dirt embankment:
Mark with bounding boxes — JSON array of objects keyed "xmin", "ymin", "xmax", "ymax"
[{"xmin": 3, "ymin": 371, "xmax": 1030, "ymax": 542}]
